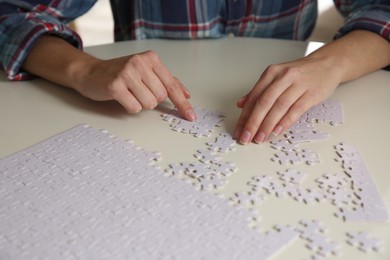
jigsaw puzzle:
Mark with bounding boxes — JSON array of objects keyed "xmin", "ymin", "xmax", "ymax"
[
  {"xmin": 0, "ymin": 124, "xmax": 298, "ymax": 260},
  {"xmin": 1, "ymin": 99, "xmax": 387, "ymax": 259}
]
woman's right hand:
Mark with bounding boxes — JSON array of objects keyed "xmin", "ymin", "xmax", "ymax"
[{"xmin": 79, "ymin": 50, "xmax": 196, "ymax": 121}]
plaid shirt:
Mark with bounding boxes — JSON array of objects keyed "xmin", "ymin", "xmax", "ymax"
[{"xmin": 1, "ymin": 0, "xmax": 389, "ymax": 80}]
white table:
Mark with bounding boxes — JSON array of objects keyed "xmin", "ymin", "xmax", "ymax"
[{"xmin": 1, "ymin": 38, "xmax": 389, "ymax": 259}]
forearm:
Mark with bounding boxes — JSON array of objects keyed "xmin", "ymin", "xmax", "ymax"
[
  {"xmin": 21, "ymin": 35, "xmax": 196, "ymax": 120},
  {"xmin": 308, "ymin": 30, "xmax": 390, "ymax": 84},
  {"xmin": 21, "ymin": 35, "xmax": 98, "ymax": 90}
]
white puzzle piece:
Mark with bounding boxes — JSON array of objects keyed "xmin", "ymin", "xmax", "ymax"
[
  {"xmin": 162, "ymin": 107, "xmax": 225, "ymax": 137},
  {"xmin": 299, "ymin": 99, "xmax": 344, "ymax": 125},
  {"xmin": 346, "ymin": 231, "xmax": 382, "ymax": 253}
]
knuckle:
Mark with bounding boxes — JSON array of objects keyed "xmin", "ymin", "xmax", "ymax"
[
  {"xmin": 165, "ymin": 79, "xmax": 179, "ymax": 93},
  {"xmin": 143, "ymin": 97, "xmax": 158, "ymax": 110},
  {"xmin": 281, "ymin": 115, "xmax": 295, "ymax": 129},
  {"xmin": 105, "ymin": 83, "xmax": 120, "ymax": 98},
  {"xmin": 264, "ymin": 64, "xmax": 281, "ymax": 75},
  {"xmin": 284, "ymin": 67, "xmax": 300, "ymax": 79},
  {"xmin": 145, "ymin": 50, "xmax": 160, "ymax": 62},
  {"xmin": 273, "ymin": 97, "xmax": 289, "ymax": 111},
  {"xmin": 283, "ymin": 104, "xmax": 307, "ymax": 125},
  {"xmin": 291, "ymin": 102, "xmax": 307, "ymax": 116},
  {"xmin": 128, "ymin": 54, "xmax": 144, "ymax": 68},
  {"xmin": 255, "ymin": 96, "xmax": 272, "ymax": 109},
  {"xmin": 156, "ymin": 91, "xmax": 168, "ymax": 103}
]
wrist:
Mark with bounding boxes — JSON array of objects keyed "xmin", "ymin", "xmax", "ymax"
[
  {"xmin": 305, "ymin": 48, "xmax": 346, "ymax": 85},
  {"xmin": 67, "ymin": 53, "xmax": 101, "ymax": 92}
]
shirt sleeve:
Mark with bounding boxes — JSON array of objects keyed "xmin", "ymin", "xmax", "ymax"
[
  {"xmin": 334, "ymin": 0, "xmax": 390, "ymax": 40},
  {"xmin": 0, "ymin": 0, "xmax": 95, "ymax": 80}
]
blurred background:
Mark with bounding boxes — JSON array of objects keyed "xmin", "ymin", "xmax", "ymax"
[{"xmin": 72, "ymin": 0, "xmax": 344, "ymax": 47}]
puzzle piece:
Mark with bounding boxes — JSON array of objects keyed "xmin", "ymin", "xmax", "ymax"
[
  {"xmin": 247, "ymin": 175, "xmax": 277, "ymax": 193},
  {"xmin": 299, "ymin": 99, "xmax": 344, "ymax": 125},
  {"xmin": 297, "ymin": 220, "xmax": 341, "ymax": 257},
  {"xmin": 285, "ymin": 130, "xmax": 329, "ymax": 143},
  {"xmin": 270, "ymin": 138, "xmax": 299, "ymax": 152},
  {"xmin": 208, "ymin": 161, "xmax": 237, "ymax": 177},
  {"xmin": 272, "ymin": 151, "xmax": 302, "ymax": 165},
  {"xmin": 315, "ymin": 173, "xmax": 349, "ymax": 190},
  {"xmin": 296, "ymin": 149, "xmax": 321, "ymax": 165},
  {"xmin": 296, "ymin": 220, "xmax": 327, "ymax": 240},
  {"xmin": 277, "ymin": 169, "xmax": 307, "ymax": 184},
  {"xmin": 295, "ymin": 188, "xmax": 327, "ymax": 204},
  {"xmin": 346, "ymin": 231, "xmax": 382, "ymax": 252},
  {"xmin": 162, "ymin": 107, "xmax": 225, "ymax": 137},
  {"xmin": 272, "ymin": 149, "xmax": 320, "ymax": 165},
  {"xmin": 288, "ymin": 121, "xmax": 315, "ymax": 132},
  {"xmin": 194, "ymin": 149, "xmax": 222, "ymax": 164},
  {"xmin": 183, "ymin": 162, "xmax": 214, "ymax": 178},
  {"xmin": 165, "ymin": 163, "xmax": 187, "ymax": 176},
  {"xmin": 229, "ymin": 191, "xmax": 264, "ymax": 207},
  {"xmin": 307, "ymin": 235, "xmax": 341, "ymax": 257},
  {"xmin": 206, "ymin": 132, "xmax": 236, "ymax": 153},
  {"xmin": 193, "ymin": 175, "xmax": 227, "ymax": 191},
  {"xmin": 262, "ymin": 225, "xmax": 299, "ymax": 259},
  {"xmin": 325, "ymin": 187, "xmax": 354, "ymax": 206}
]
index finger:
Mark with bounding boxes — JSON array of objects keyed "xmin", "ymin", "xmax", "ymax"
[
  {"xmin": 165, "ymin": 78, "xmax": 197, "ymax": 121},
  {"xmin": 152, "ymin": 60, "xmax": 196, "ymax": 122}
]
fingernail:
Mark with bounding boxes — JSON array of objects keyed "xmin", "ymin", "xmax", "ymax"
[
  {"xmin": 183, "ymin": 87, "xmax": 191, "ymax": 97},
  {"xmin": 185, "ymin": 109, "xmax": 197, "ymax": 121},
  {"xmin": 239, "ymin": 130, "xmax": 251, "ymax": 145},
  {"xmin": 254, "ymin": 132, "xmax": 266, "ymax": 143},
  {"xmin": 233, "ymin": 128, "xmax": 241, "ymax": 140},
  {"xmin": 273, "ymin": 125, "xmax": 283, "ymax": 136},
  {"xmin": 237, "ymin": 96, "xmax": 246, "ymax": 103}
]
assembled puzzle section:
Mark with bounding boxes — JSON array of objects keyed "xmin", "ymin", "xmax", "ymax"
[
  {"xmin": 165, "ymin": 132, "xmax": 238, "ymax": 192},
  {"xmin": 299, "ymin": 99, "xmax": 344, "ymax": 125},
  {"xmin": 0, "ymin": 124, "xmax": 297, "ymax": 260},
  {"xmin": 335, "ymin": 143, "xmax": 389, "ymax": 222},
  {"xmin": 161, "ymin": 106, "xmax": 225, "ymax": 137},
  {"xmin": 269, "ymin": 99, "xmax": 344, "ymax": 165}
]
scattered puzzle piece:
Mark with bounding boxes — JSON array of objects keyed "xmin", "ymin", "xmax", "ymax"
[
  {"xmin": 194, "ymin": 149, "xmax": 222, "ymax": 164},
  {"xmin": 277, "ymin": 169, "xmax": 307, "ymax": 184},
  {"xmin": 346, "ymin": 231, "xmax": 382, "ymax": 252},
  {"xmin": 206, "ymin": 132, "xmax": 236, "ymax": 153},
  {"xmin": 162, "ymin": 107, "xmax": 225, "ymax": 137},
  {"xmin": 315, "ymin": 173, "xmax": 349, "ymax": 190},
  {"xmin": 270, "ymin": 138, "xmax": 299, "ymax": 152},
  {"xmin": 285, "ymin": 130, "xmax": 329, "ymax": 143},
  {"xmin": 297, "ymin": 220, "xmax": 341, "ymax": 257},
  {"xmin": 209, "ymin": 161, "xmax": 237, "ymax": 177},
  {"xmin": 272, "ymin": 149, "xmax": 320, "ymax": 165}
]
